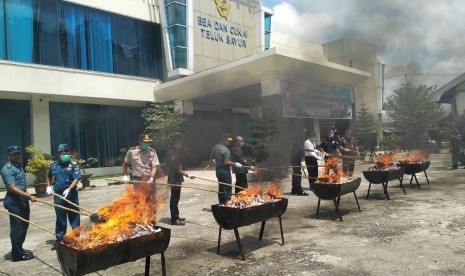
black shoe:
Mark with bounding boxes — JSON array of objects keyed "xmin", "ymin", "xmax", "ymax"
[
  {"xmin": 297, "ymin": 192, "xmax": 309, "ymax": 196},
  {"xmin": 171, "ymin": 219, "xmax": 185, "ymax": 226},
  {"xmin": 178, "ymin": 217, "xmax": 186, "ymax": 221},
  {"xmin": 12, "ymin": 254, "xmax": 34, "ymax": 262},
  {"xmin": 450, "ymin": 166, "xmax": 458, "ymax": 170}
]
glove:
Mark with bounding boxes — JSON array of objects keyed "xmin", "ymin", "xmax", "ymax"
[
  {"xmin": 187, "ymin": 175, "xmax": 195, "ymax": 179},
  {"xmin": 63, "ymin": 188, "xmax": 70, "ymax": 199},
  {"xmin": 46, "ymin": 186, "xmax": 53, "ymax": 195},
  {"xmin": 121, "ymin": 175, "xmax": 130, "ymax": 183},
  {"xmin": 234, "ymin": 162, "xmax": 243, "ymax": 168},
  {"xmin": 148, "ymin": 177, "xmax": 154, "ymax": 183}
]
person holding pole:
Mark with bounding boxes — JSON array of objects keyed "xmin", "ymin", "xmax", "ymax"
[
  {"xmin": 46, "ymin": 143, "xmax": 81, "ymax": 243},
  {"xmin": 1, "ymin": 145, "xmax": 36, "ymax": 261}
]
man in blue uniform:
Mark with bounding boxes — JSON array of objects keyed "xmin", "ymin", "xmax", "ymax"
[
  {"xmin": 1, "ymin": 145, "xmax": 36, "ymax": 261},
  {"xmin": 46, "ymin": 143, "xmax": 81, "ymax": 242}
]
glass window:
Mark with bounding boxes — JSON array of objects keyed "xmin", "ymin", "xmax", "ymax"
[
  {"xmin": 0, "ymin": 99, "xmax": 31, "ymax": 169},
  {"xmin": 112, "ymin": 14, "xmax": 140, "ymax": 76},
  {"xmin": 5, "ymin": 0, "xmax": 33, "ymax": 62},
  {"xmin": 0, "ymin": 0, "xmax": 5, "ymax": 59},
  {"xmin": 87, "ymin": 9, "xmax": 113, "ymax": 72},
  {"xmin": 59, "ymin": 3, "xmax": 88, "ymax": 69},
  {"xmin": 50, "ymin": 102, "xmax": 144, "ymax": 167},
  {"xmin": 264, "ymin": 13, "xmax": 272, "ymax": 50},
  {"xmin": 165, "ymin": 0, "xmax": 186, "ymax": 5},
  {"xmin": 33, "ymin": 0, "xmax": 60, "ymax": 66},
  {"xmin": 165, "ymin": 1, "xmax": 187, "ymax": 70}
]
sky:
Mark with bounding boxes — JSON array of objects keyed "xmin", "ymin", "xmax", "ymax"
[{"xmin": 260, "ymin": 0, "xmax": 465, "ymax": 99}]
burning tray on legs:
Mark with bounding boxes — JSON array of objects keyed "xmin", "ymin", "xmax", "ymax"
[
  {"xmin": 363, "ymin": 167, "xmax": 405, "ymax": 200},
  {"xmin": 310, "ymin": 177, "xmax": 361, "ymax": 222},
  {"xmin": 211, "ymin": 198, "xmax": 288, "ymax": 260},
  {"xmin": 398, "ymin": 161, "xmax": 430, "ymax": 188},
  {"xmin": 56, "ymin": 226, "xmax": 171, "ymax": 276}
]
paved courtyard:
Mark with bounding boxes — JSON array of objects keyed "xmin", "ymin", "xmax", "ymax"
[{"xmin": 1, "ymin": 151, "xmax": 465, "ymax": 275}]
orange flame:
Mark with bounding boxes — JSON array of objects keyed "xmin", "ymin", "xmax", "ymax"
[
  {"xmin": 224, "ymin": 183, "xmax": 282, "ymax": 208},
  {"xmin": 63, "ymin": 182, "xmax": 162, "ymax": 251},
  {"xmin": 264, "ymin": 182, "xmax": 283, "ymax": 198},
  {"xmin": 317, "ymin": 157, "xmax": 348, "ymax": 183},
  {"xmin": 375, "ymin": 152, "xmax": 397, "ymax": 167},
  {"xmin": 400, "ymin": 150, "xmax": 430, "ymax": 164}
]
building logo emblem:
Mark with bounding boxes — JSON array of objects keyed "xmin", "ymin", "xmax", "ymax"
[{"xmin": 214, "ymin": 0, "xmax": 231, "ymax": 20}]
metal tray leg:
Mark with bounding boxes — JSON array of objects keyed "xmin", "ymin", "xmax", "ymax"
[
  {"xmin": 278, "ymin": 216, "xmax": 284, "ymax": 245},
  {"xmin": 424, "ymin": 171, "xmax": 430, "ymax": 185},
  {"xmin": 316, "ymin": 198, "xmax": 321, "ymax": 218},
  {"xmin": 217, "ymin": 226, "xmax": 222, "ymax": 254},
  {"xmin": 366, "ymin": 182, "xmax": 372, "ymax": 199},
  {"xmin": 234, "ymin": 228, "xmax": 246, "ymax": 260},
  {"xmin": 333, "ymin": 198, "xmax": 343, "ymax": 222},
  {"xmin": 161, "ymin": 252, "xmax": 166, "ymax": 276},
  {"xmin": 353, "ymin": 191, "xmax": 361, "ymax": 212},
  {"xmin": 409, "ymin": 175, "xmax": 414, "ymax": 186},
  {"xmin": 382, "ymin": 181, "xmax": 390, "ymax": 200},
  {"xmin": 413, "ymin": 174, "xmax": 420, "ymax": 189},
  {"xmin": 399, "ymin": 177, "xmax": 406, "ymax": 195},
  {"xmin": 259, "ymin": 221, "xmax": 266, "ymax": 240},
  {"xmin": 145, "ymin": 256, "xmax": 150, "ymax": 276}
]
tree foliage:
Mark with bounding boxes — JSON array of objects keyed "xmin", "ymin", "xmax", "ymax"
[
  {"xmin": 384, "ymin": 82, "xmax": 447, "ymax": 149},
  {"xmin": 142, "ymin": 103, "xmax": 188, "ymax": 159},
  {"xmin": 355, "ymin": 102, "xmax": 377, "ymax": 153}
]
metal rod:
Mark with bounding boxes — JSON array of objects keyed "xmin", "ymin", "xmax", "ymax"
[
  {"xmin": 35, "ymin": 198, "xmax": 91, "ymax": 217},
  {"xmin": 51, "ymin": 191, "xmax": 93, "ymax": 215},
  {"xmin": 0, "ymin": 208, "xmax": 56, "ymax": 236},
  {"xmin": 279, "ymin": 216, "xmax": 284, "ymax": 245},
  {"xmin": 153, "ymin": 182, "xmax": 224, "ymax": 194},
  {"xmin": 193, "ymin": 176, "xmax": 247, "ymax": 190},
  {"xmin": 259, "ymin": 221, "xmax": 266, "ymax": 240}
]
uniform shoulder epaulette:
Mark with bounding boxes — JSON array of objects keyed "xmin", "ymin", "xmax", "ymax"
[
  {"xmin": 6, "ymin": 162, "xmax": 12, "ymax": 169},
  {"xmin": 129, "ymin": 146, "xmax": 138, "ymax": 150},
  {"xmin": 149, "ymin": 148, "xmax": 156, "ymax": 153}
]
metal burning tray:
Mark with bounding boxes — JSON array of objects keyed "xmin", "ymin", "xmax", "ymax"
[
  {"xmin": 398, "ymin": 160, "xmax": 430, "ymax": 187},
  {"xmin": 363, "ymin": 167, "xmax": 405, "ymax": 200},
  {"xmin": 211, "ymin": 198, "xmax": 288, "ymax": 260},
  {"xmin": 310, "ymin": 177, "xmax": 361, "ymax": 221},
  {"xmin": 56, "ymin": 226, "xmax": 171, "ymax": 276}
]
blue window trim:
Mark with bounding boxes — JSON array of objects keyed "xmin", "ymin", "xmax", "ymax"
[{"xmin": 165, "ymin": 0, "xmax": 187, "ymax": 69}]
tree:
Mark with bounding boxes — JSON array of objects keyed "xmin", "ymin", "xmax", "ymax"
[
  {"xmin": 384, "ymin": 82, "xmax": 447, "ymax": 150},
  {"xmin": 355, "ymin": 102, "xmax": 377, "ymax": 153},
  {"xmin": 142, "ymin": 103, "xmax": 188, "ymax": 160}
]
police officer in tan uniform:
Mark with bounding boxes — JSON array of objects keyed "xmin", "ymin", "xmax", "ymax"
[{"xmin": 122, "ymin": 134, "xmax": 160, "ymax": 185}]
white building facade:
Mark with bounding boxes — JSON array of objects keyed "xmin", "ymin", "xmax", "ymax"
[{"xmin": 0, "ymin": 0, "xmax": 382, "ymax": 170}]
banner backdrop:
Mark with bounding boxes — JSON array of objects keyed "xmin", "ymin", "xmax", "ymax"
[{"xmin": 282, "ymin": 80, "xmax": 353, "ymax": 119}]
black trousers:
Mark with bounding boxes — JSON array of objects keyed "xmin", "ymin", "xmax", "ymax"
[
  {"xmin": 170, "ymin": 185, "xmax": 181, "ymax": 221},
  {"xmin": 305, "ymin": 156, "xmax": 318, "ymax": 184},
  {"xmin": 290, "ymin": 159, "xmax": 303, "ymax": 194},
  {"xmin": 234, "ymin": 173, "xmax": 248, "ymax": 194},
  {"xmin": 6, "ymin": 204, "xmax": 30, "ymax": 259}
]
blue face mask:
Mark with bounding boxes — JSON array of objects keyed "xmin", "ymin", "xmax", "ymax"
[
  {"xmin": 60, "ymin": 154, "xmax": 71, "ymax": 163},
  {"xmin": 141, "ymin": 143, "xmax": 150, "ymax": 151},
  {"xmin": 329, "ymin": 134, "xmax": 335, "ymax": 139},
  {"xmin": 240, "ymin": 142, "xmax": 245, "ymax": 147}
]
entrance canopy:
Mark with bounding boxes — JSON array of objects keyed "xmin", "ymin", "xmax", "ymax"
[{"xmin": 154, "ymin": 48, "xmax": 370, "ymax": 103}]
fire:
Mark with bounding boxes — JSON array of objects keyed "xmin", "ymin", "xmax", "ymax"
[
  {"xmin": 62, "ymin": 182, "xmax": 163, "ymax": 251},
  {"xmin": 316, "ymin": 157, "xmax": 349, "ymax": 183},
  {"xmin": 376, "ymin": 152, "xmax": 397, "ymax": 167},
  {"xmin": 400, "ymin": 150, "xmax": 430, "ymax": 164},
  {"xmin": 223, "ymin": 183, "xmax": 283, "ymax": 208}
]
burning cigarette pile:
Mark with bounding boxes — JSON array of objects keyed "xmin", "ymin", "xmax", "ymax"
[
  {"xmin": 316, "ymin": 157, "xmax": 351, "ymax": 184},
  {"xmin": 221, "ymin": 183, "xmax": 283, "ymax": 208},
  {"xmin": 399, "ymin": 150, "xmax": 430, "ymax": 164},
  {"xmin": 368, "ymin": 152, "xmax": 398, "ymax": 171},
  {"xmin": 62, "ymin": 182, "xmax": 163, "ymax": 251}
]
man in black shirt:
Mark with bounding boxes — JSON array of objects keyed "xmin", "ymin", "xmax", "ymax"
[{"xmin": 230, "ymin": 136, "xmax": 254, "ymax": 194}]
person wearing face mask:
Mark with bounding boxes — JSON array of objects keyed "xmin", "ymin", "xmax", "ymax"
[
  {"xmin": 122, "ymin": 134, "xmax": 159, "ymax": 189},
  {"xmin": 320, "ymin": 129, "xmax": 340, "ymax": 158},
  {"xmin": 230, "ymin": 136, "xmax": 254, "ymax": 194},
  {"xmin": 46, "ymin": 143, "xmax": 81, "ymax": 243}
]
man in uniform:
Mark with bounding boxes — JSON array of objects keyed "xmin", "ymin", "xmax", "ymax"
[
  {"xmin": 46, "ymin": 143, "xmax": 81, "ymax": 242},
  {"xmin": 230, "ymin": 136, "xmax": 254, "ymax": 194},
  {"xmin": 1, "ymin": 145, "xmax": 36, "ymax": 261},
  {"xmin": 210, "ymin": 133, "xmax": 241, "ymax": 204},
  {"xmin": 122, "ymin": 134, "xmax": 160, "ymax": 186},
  {"xmin": 304, "ymin": 129, "xmax": 322, "ymax": 186}
]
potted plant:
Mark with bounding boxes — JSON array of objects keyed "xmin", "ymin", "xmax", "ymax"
[
  {"xmin": 25, "ymin": 145, "xmax": 52, "ymax": 197},
  {"xmin": 71, "ymin": 153, "xmax": 97, "ymax": 190}
]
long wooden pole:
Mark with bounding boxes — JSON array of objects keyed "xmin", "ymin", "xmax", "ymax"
[
  {"xmin": 0, "ymin": 208, "xmax": 56, "ymax": 236},
  {"xmin": 244, "ymin": 166, "xmax": 319, "ymax": 180},
  {"xmin": 192, "ymin": 175, "xmax": 247, "ymax": 190},
  {"xmin": 50, "ymin": 191, "xmax": 93, "ymax": 215},
  {"xmin": 35, "ymin": 198, "xmax": 91, "ymax": 218},
  {"xmin": 150, "ymin": 182, "xmax": 224, "ymax": 194}
]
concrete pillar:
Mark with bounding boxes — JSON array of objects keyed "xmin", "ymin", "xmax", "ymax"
[
  {"xmin": 31, "ymin": 95, "xmax": 51, "ymax": 154},
  {"xmin": 174, "ymin": 99, "xmax": 194, "ymax": 115},
  {"xmin": 314, "ymin": 119, "xmax": 321, "ymax": 144}
]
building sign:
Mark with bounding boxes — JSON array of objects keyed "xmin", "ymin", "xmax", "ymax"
[
  {"xmin": 282, "ymin": 80, "xmax": 353, "ymax": 119},
  {"xmin": 196, "ymin": 1, "xmax": 248, "ymax": 48},
  {"xmin": 214, "ymin": 0, "xmax": 231, "ymax": 20}
]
